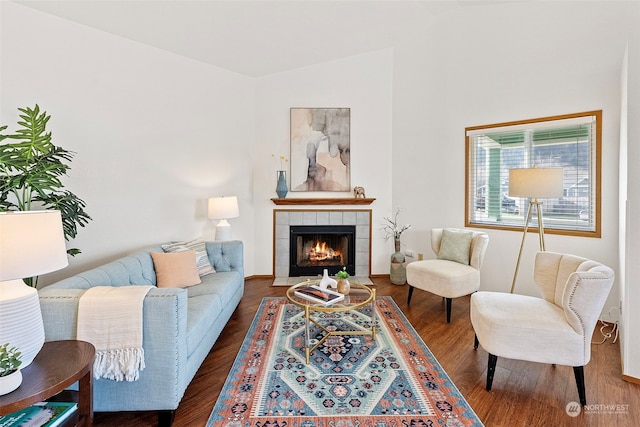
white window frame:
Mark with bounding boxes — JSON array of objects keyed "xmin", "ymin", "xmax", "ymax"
[{"xmin": 465, "ymin": 111, "xmax": 601, "ymax": 238}]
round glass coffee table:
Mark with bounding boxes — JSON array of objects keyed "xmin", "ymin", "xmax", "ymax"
[{"xmin": 286, "ymin": 280, "xmax": 376, "ymax": 364}]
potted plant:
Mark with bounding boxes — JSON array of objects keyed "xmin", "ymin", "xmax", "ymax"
[
  {"xmin": 336, "ymin": 267, "xmax": 350, "ymax": 295},
  {"xmin": 0, "ymin": 343, "xmax": 23, "ymax": 395},
  {"xmin": 0, "ymin": 105, "xmax": 92, "ymax": 286}
]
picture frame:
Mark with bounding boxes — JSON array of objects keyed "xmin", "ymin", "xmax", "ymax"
[{"xmin": 290, "ymin": 108, "xmax": 350, "ymax": 192}]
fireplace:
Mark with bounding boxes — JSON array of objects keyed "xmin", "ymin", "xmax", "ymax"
[
  {"xmin": 273, "ymin": 209, "xmax": 370, "ymax": 278},
  {"xmin": 289, "ymin": 225, "xmax": 356, "ymax": 277}
]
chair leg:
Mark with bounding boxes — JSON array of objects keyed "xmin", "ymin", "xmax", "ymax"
[
  {"xmin": 573, "ymin": 366, "xmax": 587, "ymax": 406},
  {"xmin": 486, "ymin": 353, "xmax": 498, "ymax": 391},
  {"xmin": 445, "ymin": 298, "xmax": 452, "ymax": 323},
  {"xmin": 474, "ymin": 334, "xmax": 479, "ymax": 349},
  {"xmin": 407, "ymin": 285, "xmax": 415, "ymax": 305}
]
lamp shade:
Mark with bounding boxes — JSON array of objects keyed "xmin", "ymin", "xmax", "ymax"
[
  {"xmin": 208, "ymin": 196, "xmax": 239, "ymax": 220},
  {"xmin": 0, "ymin": 210, "xmax": 69, "ymax": 281},
  {"xmin": 508, "ymin": 168, "xmax": 564, "ymax": 198}
]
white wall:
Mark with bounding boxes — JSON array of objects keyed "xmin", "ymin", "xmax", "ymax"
[
  {"xmin": 253, "ymin": 50, "xmax": 394, "ymax": 275},
  {"xmin": 2, "ymin": 0, "xmax": 639, "ymax": 375},
  {"xmin": 0, "ymin": 2, "xmax": 255, "ymax": 283},
  {"xmin": 621, "ymin": 19, "xmax": 640, "ymax": 379},
  {"xmin": 392, "ymin": 2, "xmax": 635, "ymax": 317},
  {"xmin": 2, "ymin": 1, "xmax": 638, "ymax": 333}
]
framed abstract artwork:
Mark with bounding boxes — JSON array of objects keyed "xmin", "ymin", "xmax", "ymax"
[{"xmin": 290, "ymin": 108, "xmax": 350, "ymax": 192}]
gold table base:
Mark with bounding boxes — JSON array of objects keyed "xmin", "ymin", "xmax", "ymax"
[{"xmin": 286, "ymin": 281, "xmax": 377, "ymax": 364}]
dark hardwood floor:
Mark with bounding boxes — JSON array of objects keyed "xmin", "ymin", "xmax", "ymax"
[{"xmin": 93, "ymin": 277, "xmax": 640, "ymax": 427}]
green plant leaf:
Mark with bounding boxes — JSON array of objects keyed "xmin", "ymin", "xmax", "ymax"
[{"xmin": 0, "ymin": 104, "xmax": 92, "ymax": 274}]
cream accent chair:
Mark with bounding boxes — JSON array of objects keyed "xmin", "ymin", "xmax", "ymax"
[
  {"xmin": 470, "ymin": 251, "xmax": 614, "ymax": 406},
  {"xmin": 406, "ymin": 228, "xmax": 489, "ymax": 323}
]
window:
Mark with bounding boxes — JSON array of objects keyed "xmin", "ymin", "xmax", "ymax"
[{"xmin": 465, "ymin": 111, "xmax": 601, "ymax": 237}]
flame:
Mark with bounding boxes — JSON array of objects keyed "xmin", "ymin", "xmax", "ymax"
[{"xmin": 308, "ymin": 240, "xmax": 343, "ymax": 263}]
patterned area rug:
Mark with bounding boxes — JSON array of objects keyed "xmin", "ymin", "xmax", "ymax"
[{"xmin": 208, "ymin": 296, "xmax": 483, "ymax": 427}]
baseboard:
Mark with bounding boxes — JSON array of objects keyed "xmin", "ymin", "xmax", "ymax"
[
  {"xmin": 622, "ymin": 374, "xmax": 640, "ymax": 385},
  {"xmin": 245, "ymin": 274, "xmax": 274, "ymax": 280}
]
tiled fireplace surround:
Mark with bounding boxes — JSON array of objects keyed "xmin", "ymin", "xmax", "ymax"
[{"xmin": 274, "ymin": 209, "xmax": 371, "ymax": 278}]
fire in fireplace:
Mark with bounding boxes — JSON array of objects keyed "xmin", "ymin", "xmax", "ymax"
[
  {"xmin": 289, "ymin": 225, "xmax": 355, "ymax": 277},
  {"xmin": 308, "ymin": 240, "xmax": 343, "ymax": 264}
]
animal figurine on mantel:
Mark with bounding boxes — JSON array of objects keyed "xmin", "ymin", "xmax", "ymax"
[{"xmin": 354, "ymin": 186, "xmax": 366, "ymax": 198}]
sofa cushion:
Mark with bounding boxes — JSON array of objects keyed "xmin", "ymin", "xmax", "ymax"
[
  {"xmin": 162, "ymin": 239, "xmax": 215, "ymax": 277},
  {"xmin": 151, "ymin": 251, "xmax": 201, "ymax": 288},
  {"xmin": 186, "ymin": 294, "xmax": 222, "ymax": 356}
]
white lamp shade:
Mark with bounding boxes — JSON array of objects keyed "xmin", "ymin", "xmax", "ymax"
[
  {"xmin": 208, "ymin": 196, "xmax": 239, "ymax": 220},
  {"xmin": 508, "ymin": 168, "xmax": 564, "ymax": 198},
  {"xmin": 0, "ymin": 210, "xmax": 69, "ymax": 281}
]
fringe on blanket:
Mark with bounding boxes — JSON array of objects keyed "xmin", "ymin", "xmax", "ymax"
[{"xmin": 94, "ymin": 347, "xmax": 146, "ymax": 382}]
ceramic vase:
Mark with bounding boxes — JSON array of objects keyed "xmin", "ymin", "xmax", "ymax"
[
  {"xmin": 337, "ymin": 278, "xmax": 350, "ymax": 295},
  {"xmin": 319, "ymin": 269, "xmax": 337, "ymax": 289},
  {"xmin": 390, "ymin": 238, "xmax": 406, "ymax": 285},
  {"xmin": 276, "ymin": 170, "xmax": 288, "ymax": 198}
]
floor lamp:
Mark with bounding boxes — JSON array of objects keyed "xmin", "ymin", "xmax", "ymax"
[{"xmin": 508, "ymin": 167, "xmax": 564, "ymax": 293}]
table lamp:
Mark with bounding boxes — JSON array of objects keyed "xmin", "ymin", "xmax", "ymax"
[
  {"xmin": 508, "ymin": 167, "xmax": 563, "ymax": 293},
  {"xmin": 208, "ymin": 196, "xmax": 239, "ymax": 241},
  {"xmin": 0, "ymin": 210, "xmax": 68, "ymax": 368}
]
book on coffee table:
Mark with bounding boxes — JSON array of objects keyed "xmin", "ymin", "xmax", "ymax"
[{"xmin": 294, "ymin": 286, "xmax": 345, "ymax": 306}]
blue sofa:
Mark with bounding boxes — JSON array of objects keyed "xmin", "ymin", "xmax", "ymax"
[{"xmin": 38, "ymin": 240, "xmax": 244, "ymax": 425}]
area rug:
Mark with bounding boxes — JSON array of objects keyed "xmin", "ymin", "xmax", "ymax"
[{"xmin": 207, "ymin": 296, "xmax": 483, "ymax": 427}]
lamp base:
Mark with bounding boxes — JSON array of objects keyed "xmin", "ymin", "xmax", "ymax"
[
  {"xmin": 0, "ymin": 279, "xmax": 45, "ymax": 367},
  {"xmin": 215, "ymin": 220, "xmax": 232, "ymax": 241}
]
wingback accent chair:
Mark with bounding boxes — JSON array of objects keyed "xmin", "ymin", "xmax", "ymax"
[
  {"xmin": 470, "ymin": 251, "xmax": 614, "ymax": 406},
  {"xmin": 406, "ymin": 228, "xmax": 489, "ymax": 323}
]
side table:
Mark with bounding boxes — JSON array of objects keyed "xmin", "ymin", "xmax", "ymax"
[{"xmin": 0, "ymin": 340, "xmax": 95, "ymax": 427}]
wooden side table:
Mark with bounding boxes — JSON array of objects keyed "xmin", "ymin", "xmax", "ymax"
[{"xmin": 0, "ymin": 340, "xmax": 95, "ymax": 427}]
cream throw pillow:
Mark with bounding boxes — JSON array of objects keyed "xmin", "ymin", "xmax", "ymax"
[
  {"xmin": 437, "ymin": 229, "xmax": 473, "ymax": 265},
  {"xmin": 151, "ymin": 250, "xmax": 202, "ymax": 288},
  {"xmin": 161, "ymin": 239, "xmax": 215, "ymax": 276}
]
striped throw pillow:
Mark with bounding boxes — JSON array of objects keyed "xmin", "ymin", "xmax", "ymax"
[{"xmin": 162, "ymin": 239, "xmax": 215, "ymax": 276}]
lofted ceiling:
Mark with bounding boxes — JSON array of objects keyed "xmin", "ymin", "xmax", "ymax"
[{"xmin": 12, "ymin": 0, "xmax": 509, "ymax": 77}]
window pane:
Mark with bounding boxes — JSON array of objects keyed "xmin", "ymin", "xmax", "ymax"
[{"xmin": 465, "ymin": 111, "xmax": 600, "ymax": 237}]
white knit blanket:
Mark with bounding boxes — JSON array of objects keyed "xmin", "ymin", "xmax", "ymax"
[{"xmin": 77, "ymin": 285, "xmax": 152, "ymax": 381}]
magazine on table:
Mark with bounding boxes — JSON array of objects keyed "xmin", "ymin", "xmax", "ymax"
[
  {"xmin": 294, "ymin": 285, "xmax": 345, "ymax": 306},
  {"xmin": 0, "ymin": 401, "xmax": 77, "ymax": 427}
]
